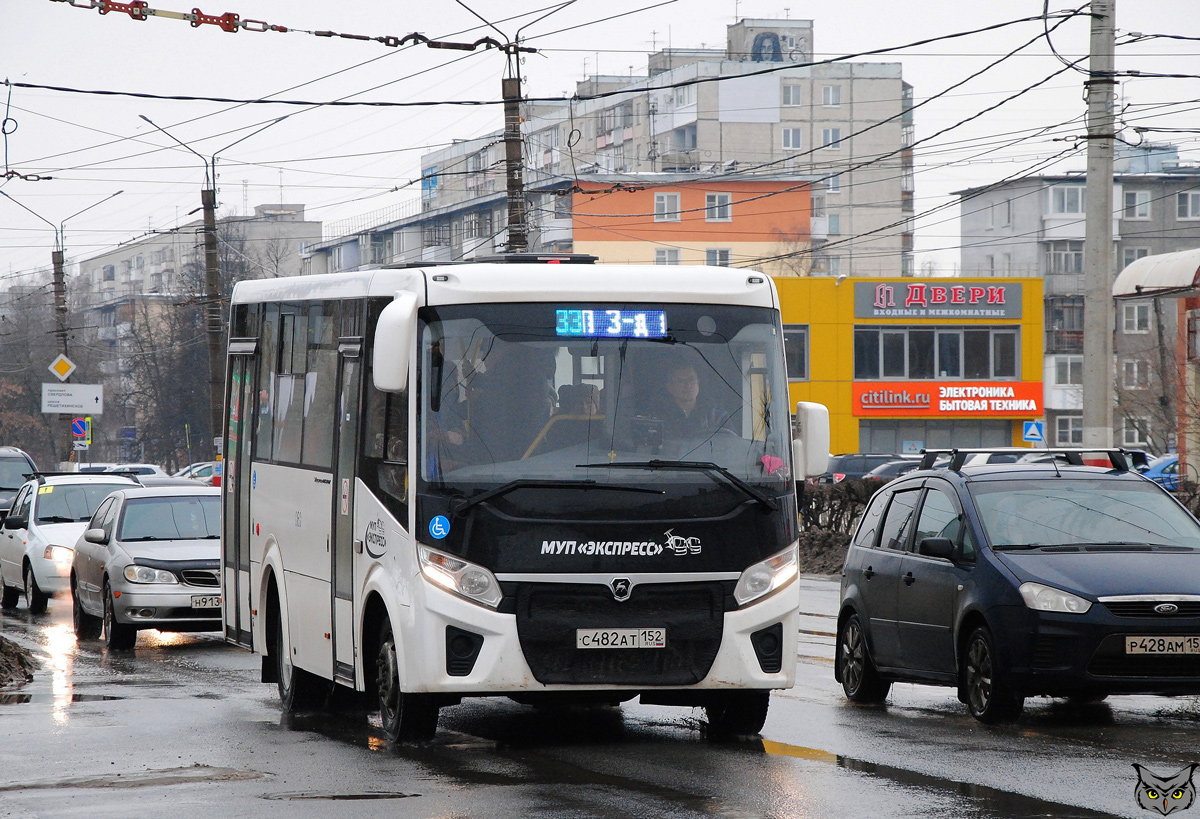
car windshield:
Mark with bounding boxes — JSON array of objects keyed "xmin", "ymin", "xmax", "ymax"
[
  {"xmin": 118, "ymin": 496, "xmax": 221, "ymax": 541},
  {"xmin": 0, "ymin": 459, "xmax": 30, "ymax": 491},
  {"xmin": 418, "ymin": 302, "xmax": 793, "ymax": 492},
  {"xmin": 36, "ymin": 483, "xmax": 130, "ymax": 523},
  {"xmin": 970, "ymin": 479, "xmax": 1200, "ymax": 549}
]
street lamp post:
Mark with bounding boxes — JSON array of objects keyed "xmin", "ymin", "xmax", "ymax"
[
  {"xmin": 0, "ymin": 189, "xmax": 122, "ymax": 465},
  {"xmin": 138, "ymin": 115, "xmax": 288, "ymax": 459}
]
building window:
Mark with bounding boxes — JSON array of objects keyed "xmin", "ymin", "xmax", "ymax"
[
  {"xmin": 827, "ymin": 214, "xmax": 841, "ymax": 235},
  {"xmin": 1178, "ymin": 192, "xmax": 1200, "ymax": 219},
  {"xmin": 1054, "ymin": 355, "xmax": 1083, "ymax": 385},
  {"xmin": 1123, "ymin": 302, "xmax": 1151, "ymax": 334},
  {"xmin": 826, "ymin": 174, "xmax": 841, "ymax": 194},
  {"xmin": 1123, "ymin": 417, "xmax": 1149, "ymax": 446},
  {"xmin": 705, "ymin": 193, "xmax": 732, "ymax": 221},
  {"xmin": 827, "ymin": 256, "xmax": 842, "ymax": 276},
  {"xmin": 654, "ymin": 192, "xmax": 681, "ymax": 222},
  {"xmin": 822, "ymin": 85, "xmax": 841, "ymax": 106},
  {"xmin": 1123, "ymin": 247, "xmax": 1150, "ymax": 269},
  {"xmin": 997, "ymin": 199, "xmax": 1011, "ymax": 226},
  {"xmin": 705, "ymin": 248, "xmax": 731, "ymax": 267},
  {"xmin": 102, "ymin": 265, "xmax": 115, "ymax": 281},
  {"xmin": 782, "ymin": 85, "xmax": 802, "ymax": 106},
  {"xmin": 853, "ymin": 327, "xmax": 1017, "ymax": 380},
  {"xmin": 1049, "ymin": 185, "xmax": 1085, "ymax": 214},
  {"xmin": 821, "ymin": 128, "xmax": 843, "ymax": 149},
  {"xmin": 782, "ymin": 128, "xmax": 803, "ymax": 150},
  {"xmin": 553, "ymin": 194, "xmax": 572, "ymax": 219},
  {"xmin": 1056, "ymin": 416, "xmax": 1083, "ymax": 445},
  {"xmin": 655, "ymin": 248, "xmax": 680, "ymax": 265},
  {"xmin": 783, "ymin": 325, "xmax": 808, "ymax": 380},
  {"xmin": 1045, "ymin": 240, "xmax": 1084, "ymax": 274},
  {"xmin": 1122, "ymin": 359, "xmax": 1149, "ymax": 389},
  {"xmin": 1123, "ymin": 190, "xmax": 1151, "ymax": 219}
]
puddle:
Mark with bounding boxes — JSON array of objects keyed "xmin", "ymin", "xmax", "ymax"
[
  {"xmin": 0, "ymin": 765, "xmax": 265, "ymax": 792},
  {"xmin": 763, "ymin": 739, "xmax": 1116, "ymax": 818},
  {"xmin": 0, "ymin": 693, "xmax": 124, "ymax": 705},
  {"xmin": 263, "ymin": 791, "xmax": 419, "ymax": 800}
]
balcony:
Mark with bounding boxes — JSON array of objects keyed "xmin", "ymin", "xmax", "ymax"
[
  {"xmin": 1045, "ymin": 329, "xmax": 1083, "ymax": 354},
  {"xmin": 1043, "ymin": 271, "xmax": 1085, "ymax": 296}
]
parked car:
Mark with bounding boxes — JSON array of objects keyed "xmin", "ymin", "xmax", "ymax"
[
  {"xmin": 71, "ymin": 486, "xmax": 222, "ymax": 650},
  {"xmin": 862, "ymin": 459, "xmax": 922, "ymax": 483},
  {"xmin": 104, "ymin": 463, "xmax": 169, "ymax": 477},
  {"xmin": 172, "ymin": 461, "xmax": 218, "ymax": 485},
  {"xmin": 1143, "ymin": 454, "xmax": 1180, "ymax": 491},
  {"xmin": 0, "ymin": 447, "xmax": 37, "ymax": 515},
  {"xmin": 77, "ymin": 463, "xmax": 117, "ymax": 474},
  {"xmin": 0, "ymin": 473, "xmax": 140, "ymax": 613},
  {"xmin": 836, "ymin": 451, "xmax": 1200, "ymax": 723},
  {"xmin": 819, "ymin": 454, "xmax": 919, "ymax": 484}
]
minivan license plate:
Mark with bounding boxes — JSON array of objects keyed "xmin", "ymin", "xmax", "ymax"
[
  {"xmin": 576, "ymin": 628, "xmax": 666, "ymax": 649},
  {"xmin": 1125, "ymin": 636, "xmax": 1200, "ymax": 654},
  {"xmin": 191, "ymin": 595, "xmax": 221, "ymax": 609}
]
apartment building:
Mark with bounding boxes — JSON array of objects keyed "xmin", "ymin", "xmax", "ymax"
[
  {"xmin": 304, "ymin": 17, "xmax": 912, "ymax": 277},
  {"xmin": 956, "ymin": 145, "xmax": 1200, "ymax": 451}
]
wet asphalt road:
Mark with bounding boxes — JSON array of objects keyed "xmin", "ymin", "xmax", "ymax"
[{"xmin": 1, "ymin": 577, "xmax": 1198, "ymax": 818}]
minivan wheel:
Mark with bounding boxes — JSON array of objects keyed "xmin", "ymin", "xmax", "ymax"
[
  {"xmin": 704, "ymin": 690, "xmax": 770, "ymax": 738},
  {"xmin": 102, "ymin": 580, "xmax": 137, "ymax": 650},
  {"xmin": 838, "ymin": 613, "xmax": 891, "ymax": 703},
  {"xmin": 23, "ymin": 563, "xmax": 48, "ymax": 614},
  {"xmin": 72, "ymin": 580, "xmax": 101, "ymax": 640},
  {"xmin": 962, "ymin": 626, "xmax": 1023, "ymax": 724}
]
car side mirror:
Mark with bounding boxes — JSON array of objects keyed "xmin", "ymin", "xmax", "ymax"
[
  {"xmin": 917, "ymin": 537, "xmax": 955, "ymax": 560},
  {"xmin": 3, "ymin": 515, "xmax": 27, "ymax": 530},
  {"xmin": 84, "ymin": 528, "xmax": 108, "ymax": 545}
]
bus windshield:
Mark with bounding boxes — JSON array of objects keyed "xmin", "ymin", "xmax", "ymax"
[{"xmin": 418, "ymin": 302, "xmax": 793, "ymax": 493}]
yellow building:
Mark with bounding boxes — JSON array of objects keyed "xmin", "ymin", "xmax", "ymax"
[{"xmin": 775, "ymin": 277, "xmax": 1045, "ymax": 455}]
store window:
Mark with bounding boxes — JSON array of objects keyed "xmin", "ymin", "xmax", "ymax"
[{"xmin": 853, "ymin": 327, "xmax": 1018, "ymax": 380}]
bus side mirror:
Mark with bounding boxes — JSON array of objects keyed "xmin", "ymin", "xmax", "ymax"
[
  {"xmin": 372, "ymin": 291, "xmax": 419, "ymax": 392},
  {"xmin": 793, "ymin": 401, "xmax": 831, "ymax": 480}
]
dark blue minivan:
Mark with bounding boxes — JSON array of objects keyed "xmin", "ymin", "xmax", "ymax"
[{"xmin": 836, "ymin": 449, "xmax": 1200, "ymax": 723}]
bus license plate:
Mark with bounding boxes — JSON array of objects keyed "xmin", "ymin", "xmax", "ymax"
[
  {"xmin": 1125, "ymin": 636, "xmax": 1200, "ymax": 655},
  {"xmin": 576, "ymin": 628, "xmax": 666, "ymax": 649},
  {"xmin": 191, "ymin": 595, "xmax": 221, "ymax": 609}
]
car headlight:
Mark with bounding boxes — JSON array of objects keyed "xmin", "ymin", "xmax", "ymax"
[
  {"xmin": 734, "ymin": 543, "xmax": 799, "ymax": 606},
  {"xmin": 1019, "ymin": 582, "xmax": 1091, "ymax": 614},
  {"xmin": 418, "ymin": 545, "xmax": 502, "ymax": 609},
  {"xmin": 123, "ymin": 565, "xmax": 179, "ymax": 584},
  {"xmin": 43, "ymin": 544, "xmax": 73, "ymax": 564}
]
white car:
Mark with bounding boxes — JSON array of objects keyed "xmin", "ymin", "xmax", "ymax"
[
  {"xmin": 172, "ymin": 461, "xmax": 218, "ymax": 484},
  {"xmin": 0, "ymin": 474, "xmax": 140, "ymax": 613},
  {"xmin": 105, "ymin": 464, "xmax": 170, "ymax": 477}
]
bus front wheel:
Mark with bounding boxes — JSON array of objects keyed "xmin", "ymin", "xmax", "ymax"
[
  {"xmin": 704, "ymin": 690, "xmax": 770, "ymax": 739},
  {"xmin": 376, "ymin": 619, "xmax": 439, "ymax": 742}
]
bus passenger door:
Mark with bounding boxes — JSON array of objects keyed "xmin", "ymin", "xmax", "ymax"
[
  {"xmin": 331, "ymin": 345, "xmax": 361, "ymax": 685},
  {"xmin": 223, "ymin": 346, "xmax": 257, "ymax": 647}
]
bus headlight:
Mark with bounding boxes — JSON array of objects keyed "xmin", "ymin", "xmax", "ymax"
[
  {"xmin": 734, "ymin": 543, "xmax": 799, "ymax": 606},
  {"xmin": 419, "ymin": 545, "xmax": 502, "ymax": 609}
]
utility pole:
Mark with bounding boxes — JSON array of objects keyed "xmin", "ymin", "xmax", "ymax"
[
  {"xmin": 1082, "ymin": 0, "xmax": 1117, "ymax": 448},
  {"xmin": 201, "ymin": 186, "xmax": 224, "ymax": 455},
  {"xmin": 51, "ymin": 249, "xmax": 73, "ymax": 465},
  {"xmin": 502, "ymin": 76, "xmax": 528, "ymax": 253}
]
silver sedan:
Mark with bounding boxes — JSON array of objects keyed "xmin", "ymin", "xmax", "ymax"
[{"xmin": 71, "ymin": 486, "xmax": 222, "ymax": 650}]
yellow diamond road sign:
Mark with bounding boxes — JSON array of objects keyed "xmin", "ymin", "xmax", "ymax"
[{"xmin": 49, "ymin": 354, "xmax": 76, "ymax": 382}]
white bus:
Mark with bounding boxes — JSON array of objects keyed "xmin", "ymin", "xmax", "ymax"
[{"xmin": 221, "ymin": 256, "xmax": 829, "ymax": 740}]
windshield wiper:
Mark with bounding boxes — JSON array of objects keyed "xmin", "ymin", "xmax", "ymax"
[
  {"xmin": 577, "ymin": 460, "xmax": 780, "ymax": 511},
  {"xmin": 451, "ymin": 479, "xmax": 664, "ymax": 516},
  {"xmin": 37, "ymin": 515, "xmax": 76, "ymax": 524}
]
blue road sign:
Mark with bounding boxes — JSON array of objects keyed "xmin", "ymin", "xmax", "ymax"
[
  {"xmin": 71, "ymin": 417, "xmax": 87, "ymax": 437},
  {"xmin": 1023, "ymin": 420, "xmax": 1045, "ymax": 443}
]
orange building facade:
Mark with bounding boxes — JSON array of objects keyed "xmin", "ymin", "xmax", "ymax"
[{"xmin": 570, "ymin": 177, "xmax": 818, "ymax": 277}]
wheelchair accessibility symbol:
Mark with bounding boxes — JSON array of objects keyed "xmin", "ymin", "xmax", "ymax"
[{"xmin": 429, "ymin": 515, "xmax": 451, "ymax": 540}]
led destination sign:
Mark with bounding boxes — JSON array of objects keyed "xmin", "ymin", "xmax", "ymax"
[{"xmin": 556, "ymin": 309, "xmax": 668, "ymax": 338}]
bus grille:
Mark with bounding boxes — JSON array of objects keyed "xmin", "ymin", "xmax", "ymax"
[{"xmin": 514, "ymin": 581, "xmax": 725, "ymax": 686}]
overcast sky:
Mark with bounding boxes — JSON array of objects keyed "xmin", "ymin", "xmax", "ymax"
[{"xmin": 2, "ymin": 0, "xmax": 1198, "ymax": 282}]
